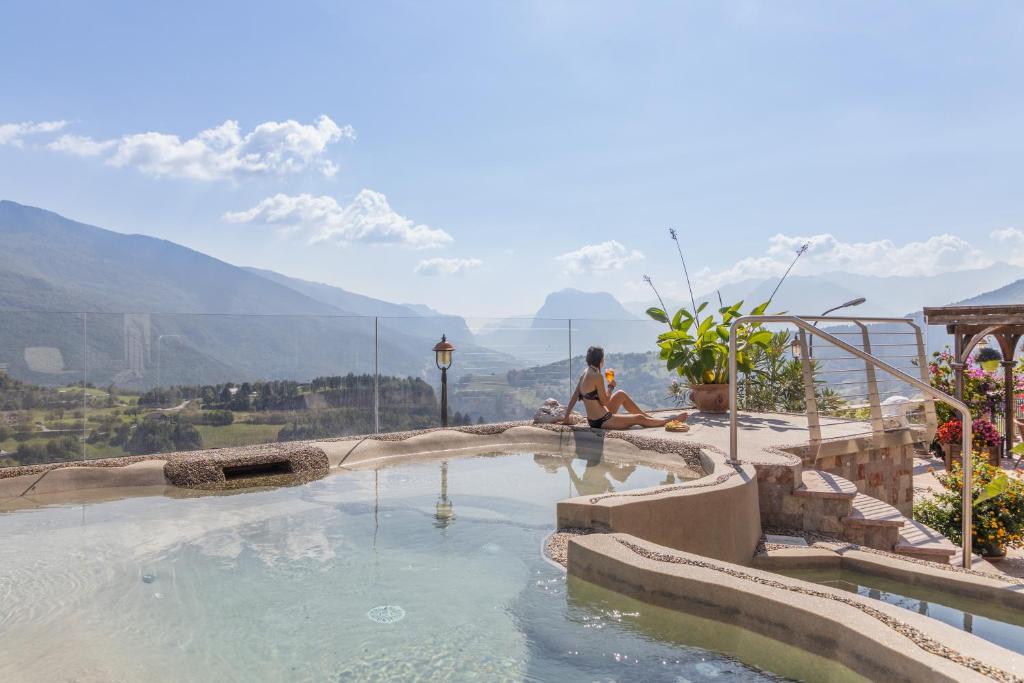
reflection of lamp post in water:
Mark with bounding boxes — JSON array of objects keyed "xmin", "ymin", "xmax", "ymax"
[
  {"xmin": 433, "ymin": 335, "xmax": 455, "ymax": 427},
  {"xmin": 434, "ymin": 461, "xmax": 454, "ymax": 528},
  {"xmin": 155, "ymin": 334, "xmax": 184, "ymax": 402}
]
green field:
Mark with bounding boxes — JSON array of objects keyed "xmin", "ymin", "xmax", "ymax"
[{"xmin": 195, "ymin": 422, "xmax": 282, "ymax": 448}]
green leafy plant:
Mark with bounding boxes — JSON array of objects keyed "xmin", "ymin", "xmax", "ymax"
[
  {"xmin": 738, "ymin": 330, "xmax": 848, "ymax": 414},
  {"xmin": 647, "ymin": 300, "xmax": 773, "ymax": 385}
]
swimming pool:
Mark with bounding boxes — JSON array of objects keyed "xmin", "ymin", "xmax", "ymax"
[
  {"xmin": 0, "ymin": 451, "xmax": 853, "ymax": 682},
  {"xmin": 779, "ymin": 568, "xmax": 1024, "ymax": 657}
]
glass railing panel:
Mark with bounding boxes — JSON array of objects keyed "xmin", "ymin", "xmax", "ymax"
[
  {"xmin": 81, "ymin": 313, "xmax": 378, "ymax": 460},
  {"xmin": 0, "ymin": 311, "xmax": 87, "ymax": 467}
]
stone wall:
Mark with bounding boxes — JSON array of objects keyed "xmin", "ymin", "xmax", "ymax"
[{"xmin": 786, "ymin": 431, "xmax": 917, "ymax": 516}]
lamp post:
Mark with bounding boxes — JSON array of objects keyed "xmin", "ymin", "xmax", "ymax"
[
  {"xmin": 809, "ymin": 297, "xmax": 866, "ymax": 357},
  {"xmin": 433, "ymin": 334, "xmax": 455, "ymax": 427}
]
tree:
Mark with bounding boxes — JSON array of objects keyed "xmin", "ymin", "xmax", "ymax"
[{"xmin": 126, "ymin": 417, "xmax": 202, "ymax": 455}]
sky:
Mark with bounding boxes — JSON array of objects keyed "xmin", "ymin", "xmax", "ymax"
[{"xmin": 1, "ymin": 1, "xmax": 1022, "ymax": 317}]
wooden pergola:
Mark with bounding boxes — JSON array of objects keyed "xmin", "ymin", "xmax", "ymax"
[{"xmin": 923, "ymin": 304, "xmax": 1024, "ymax": 455}]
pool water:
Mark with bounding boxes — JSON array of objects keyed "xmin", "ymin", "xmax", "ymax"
[
  {"xmin": 1, "ymin": 452, "xmax": 854, "ymax": 682},
  {"xmin": 781, "ymin": 568, "xmax": 1024, "ymax": 656}
]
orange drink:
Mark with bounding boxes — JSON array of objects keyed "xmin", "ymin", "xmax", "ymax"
[{"xmin": 604, "ymin": 368, "xmax": 615, "ymax": 384}]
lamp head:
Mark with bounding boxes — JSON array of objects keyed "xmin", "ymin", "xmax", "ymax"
[{"xmin": 433, "ymin": 334, "xmax": 455, "ymax": 370}]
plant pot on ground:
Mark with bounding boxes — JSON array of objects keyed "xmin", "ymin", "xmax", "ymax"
[
  {"xmin": 647, "ymin": 300, "xmax": 772, "ymax": 415},
  {"xmin": 689, "ymin": 383, "xmax": 731, "ymax": 413}
]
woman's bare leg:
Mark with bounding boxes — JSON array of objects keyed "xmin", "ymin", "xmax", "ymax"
[
  {"xmin": 607, "ymin": 390, "xmax": 650, "ymax": 416},
  {"xmin": 602, "ymin": 413, "xmax": 670, "ymax": 429}
]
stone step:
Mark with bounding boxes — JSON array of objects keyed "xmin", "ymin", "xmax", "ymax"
[
  {"xmin": 792, "ymin": 470, "xmax": 858, "ymax": 500},
  {"xmin": 894, "ymin": 519, "xmax": 957, "ymax": 560},
  {"xmin": 843, "ymin": 493, "xmax": 905, "ymax": 528}
]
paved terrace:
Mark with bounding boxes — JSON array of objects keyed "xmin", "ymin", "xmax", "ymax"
[{"xmin": 644, "ymin": 409, "xmax": 876, "ymax": 461}]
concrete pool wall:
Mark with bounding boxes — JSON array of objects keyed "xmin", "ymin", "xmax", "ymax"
[{"xmin": 569, "ymin": 533, "xmax": 1024, "ymax": 683}]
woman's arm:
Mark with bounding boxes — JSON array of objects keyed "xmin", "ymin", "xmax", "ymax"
[
  {"xmin": 563, "ymin": 386, "xmax": 579, "ymax": 424},
  {"xmin": 596, "ymin": 370, "xmax": 611, "ymax": 406}
]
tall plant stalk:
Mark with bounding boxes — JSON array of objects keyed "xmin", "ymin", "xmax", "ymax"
[
  {"xmin": 766, "ymin": 242, "xmax": 809, "ymax": 305},
  {"xmin": 668, "ymin": 228, "xmax": 700, "ymax": 324},
  {"xmin": 642, "ymin": 274, "xmax": 669, "ymax": 323}
]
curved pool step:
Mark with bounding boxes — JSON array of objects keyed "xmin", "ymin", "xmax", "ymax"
[
  {"xmin": 842, "ymin": 493, "xmax": 904, "ymax": 552},
  {"xmin": 895, "ymin": 519, "xmax": 957, "ymax": 561},
  {"xmin": 792, "ymin": 470, "xmax": 858, "ymax": 499}
]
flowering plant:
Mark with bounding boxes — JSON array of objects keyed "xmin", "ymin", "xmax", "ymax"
[
  {"xmin": 936, "ymin": 418, "xmax": 1000, "ymax": 449},
  {"xmin": 928, "ymin": 349, "xmax": 1022, "ymax": 425},
  {"xmin": 914, "ymin": 452, "xmax": 1024, "ymax": 554}
]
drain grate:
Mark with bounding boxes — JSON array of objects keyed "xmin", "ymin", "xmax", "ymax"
[
  {"xmin": 367, "ymin": 605, "xmax": 406, "ymax": 624},
  {"xmin": 221, "ymin": 461, "xmax": 294, "ymax": 481}
]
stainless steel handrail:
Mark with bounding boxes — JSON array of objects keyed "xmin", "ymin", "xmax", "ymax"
[{"xmin": 728, "ymin": 314, "xmax": 974, "ymax": 569}]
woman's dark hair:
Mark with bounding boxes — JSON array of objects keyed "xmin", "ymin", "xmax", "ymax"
[{"xmin": 585, "ymin": 346, "xmax": 604, "ymax": 368}]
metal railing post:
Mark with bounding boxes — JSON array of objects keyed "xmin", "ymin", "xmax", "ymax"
[
  {"xmin": 797, "ymin": 329, "xmax": 822, "ymax": 444},
  {"xmin": 729, "ymin": 314, "xmax": 973, "ymax": 569},
  {"xmin": 910, "ymin": 321, "xmax": 937, "ymax": 442},
  {"xmin": 568, "ymin": 318, "xmax": 573, "ymax": 399},
  {"xmin": 728, "ymin": 326, "xmax": 739, "ymax": 464},
  {"xmin": 374, "ymin": 316, "xmax": 380, "ymax": 434},
  {"xmin": 855, "ymin": 321, "xmax": 886, "ymax": 442}
]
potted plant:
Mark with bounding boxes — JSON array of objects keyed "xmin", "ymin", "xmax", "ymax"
[
  {"xmin": 975, "ymin": 346, "xmax": 1002, "ymax": 374},
  {"xmin": 937, "ymin": 417, "xmax": 1001, "ymax": 467},
  {"xmin": 914, "ymin": 451, "xmax": 1024, "ymax": 560},
  {"xmin": 647, "ymin": 300, "xmax": 773, "ymax": 413}
]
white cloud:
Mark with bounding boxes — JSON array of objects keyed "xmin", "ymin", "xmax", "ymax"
[
  {"xmin": 224, "ymin": 190, "xmax": 453, "ymax": 249},
  {"xmin": 47, "ymin": 134, "xmax": 116, "ymax": 156},
  {"xmin": 695, "ymin": 232, "xmax": 990, "ymax": 293},
  {"xmin": 0, "ymin": 120, "xmax": 66, "ymax": 147},
  {"xmin": 992, "ymin": 227, "xmax": 1024, "ymax": 243},
  {"xmin": 44, "ymin": 115, "xmax": 352, "ymax": 180},
  {"xmin": 414, "ymin": 257, "xmax": 482, "ymax": 276},
  {"xmin": 556, "ymin": 240, "xmax": 644, "ymax": 275}
]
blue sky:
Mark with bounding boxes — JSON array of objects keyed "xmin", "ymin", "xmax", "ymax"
[{"xmin": 1, "ymin": 1, "xmax": 1021, "ymax": 316}]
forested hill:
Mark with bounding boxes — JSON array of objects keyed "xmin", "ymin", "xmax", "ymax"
[{"xmin": 0, "ymin": 201, "xmax": 488, "ymax": 387}]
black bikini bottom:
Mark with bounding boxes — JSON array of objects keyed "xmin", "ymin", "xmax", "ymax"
[{"xmin": 588, "ymin": 412, "xmax": 613, "ymax": 429}]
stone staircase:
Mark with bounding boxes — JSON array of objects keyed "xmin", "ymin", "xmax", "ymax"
[{"xmin": 761, "ymin": 462, "xmax": 957, "ymax": 564}]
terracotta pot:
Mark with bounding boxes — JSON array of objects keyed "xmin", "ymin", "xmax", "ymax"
[
  {"xmin": 690, "ymin": 383, "xmax": 730, "ymax": 413},
  {"xmin": 981, "ymin": 543, "xmax": 1006, "ymax": 562}
]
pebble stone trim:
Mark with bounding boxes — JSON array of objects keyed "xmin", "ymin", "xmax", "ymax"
[
  {"xmin": 320, "ymin": 421, "xmax": 710, "ymax": 472},
  {"xmin": 615, "ymin": 537, "xmax": 1022, "ymax": 682},
  {"xmin": 0, "ymin": 419, "xmax": 758, "ymax": 483},
  {"xmin": 586, "ymin": 467, "xmax": 741, "ymax": 504},
  {"xmin": 544, "ymin": 528, "xmax": 590, "ymax": 568}
]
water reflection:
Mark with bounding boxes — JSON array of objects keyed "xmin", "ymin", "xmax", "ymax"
[{"xmin": 532, "ymin": 453, "xmax": 644, "ymax": 496}]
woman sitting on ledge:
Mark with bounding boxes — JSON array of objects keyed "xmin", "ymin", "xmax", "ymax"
[{"xmin": 563, "ymin": 346, "xmax": 686, "ymax": 429}]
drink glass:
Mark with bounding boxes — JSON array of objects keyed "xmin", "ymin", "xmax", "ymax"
[{"xmin": 604, "ymin": 368, "xmax": 615, "ymax": 384}]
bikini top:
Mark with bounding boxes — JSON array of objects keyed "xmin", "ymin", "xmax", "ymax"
[{"xmin": 577, "ymin": 367, "xmax": 601, "ymax": 401}]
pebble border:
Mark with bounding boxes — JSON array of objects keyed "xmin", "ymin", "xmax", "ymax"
[
  {"xmin": 586, "ymin": 467, "xmax": 740, "ymax": 504},
  {"xmin": 0, "ymin": 421, "xmax": 712, "ymax": 481},
  {"xmin": 614, "ymin": 536, "xmax": 1021, "ymax": 682},
  {"xmin": 544, "ymin": 528, "xmax": 591, "ymax": 568}
]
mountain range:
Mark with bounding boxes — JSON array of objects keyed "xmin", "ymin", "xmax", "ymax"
[
  {"xmin": 624, "ymin": 265, "xmax": 1024, "ymax": 320},
  {"xmin": 0, "ymin": 200, "xmax": 499, "ymax": 388},
  {"xmin": 3, "ymin": 199, "xmax": 1024, "ymax": 393}
]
